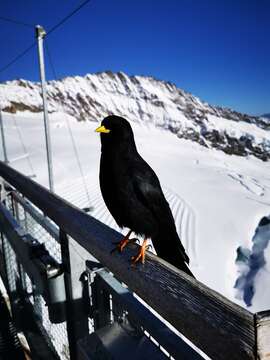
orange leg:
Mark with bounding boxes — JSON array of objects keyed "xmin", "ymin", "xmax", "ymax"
[
  {"xmin": 131, "ymin": 238, "xmax": 148, "ymax": 264},
  {"xmin": 111, "ymin": 230, "xmax": 132, "ymax": 253}
]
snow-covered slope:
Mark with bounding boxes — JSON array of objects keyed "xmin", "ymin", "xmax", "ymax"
[
  {"xmin": 1, "ymin": 111, "xmax": 269, "ymax": 313},
  {"xmin": 0, "ymin": 71, "xmax": 269, "ymax": 161}
]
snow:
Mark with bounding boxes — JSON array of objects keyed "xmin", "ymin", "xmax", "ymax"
[
  {"xmin": 206, "ymin": 114, "xmax": 270, "ymax": 150},
  {"xmin": 1, "ymin": 110, "xmax": 269, "ymax": 313}
]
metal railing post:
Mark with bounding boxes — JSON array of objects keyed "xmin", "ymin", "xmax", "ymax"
[
  {"xmin": 60, "ymin": 229, "xmax": 89, "ymax": 359},
  {"xmin": 90, "ymin": 268, "xmax": 111, "ymax": 331}
]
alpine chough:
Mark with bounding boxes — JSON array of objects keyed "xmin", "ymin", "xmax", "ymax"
[{"xmin": 96, "ymin": 115, "xmax": 193, "ymax": 277}]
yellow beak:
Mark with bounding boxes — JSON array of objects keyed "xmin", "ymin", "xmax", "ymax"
[{"xmin": 95, "ymin": 125, "xmax": 111, "ymax": 134}]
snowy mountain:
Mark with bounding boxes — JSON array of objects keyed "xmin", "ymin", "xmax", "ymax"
[{"xmin": 0, "ymin": 71, "xmax": 269, "ymax": 161}]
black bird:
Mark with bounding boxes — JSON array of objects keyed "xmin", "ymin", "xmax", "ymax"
[{"xmin": 96, "ymin": 115, "xmax": 194, "ymax": 277}]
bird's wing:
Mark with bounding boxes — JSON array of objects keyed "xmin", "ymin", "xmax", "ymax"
[
  {"xmin": 131, "ymin": 157, "xmax": 174, "ymax": 221},
  {"xmin": 131, "ymin": 158, "xmax": 190, "ymax": 265}
]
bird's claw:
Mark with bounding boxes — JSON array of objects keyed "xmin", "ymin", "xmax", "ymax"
[
  {"xmin": 131, "ymin": 240, "xmax": 148, "ymax": 265},
  {"xmin": 131, "ymin": 253, "xmax": 145, "ymax": 265},
  {"xmin": 111, "ymin": 237, "xmax": 138, "ymax": 254}
]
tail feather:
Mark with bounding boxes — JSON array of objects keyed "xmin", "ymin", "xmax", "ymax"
[
  {"xmin": 176, "ymin": 260, "xmax": 195, "ymax": 278},
  {"xmin": 152, "ymin": 229, "xmax": 195, "ymax": 278}
]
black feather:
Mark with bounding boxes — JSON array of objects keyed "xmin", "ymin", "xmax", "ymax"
[{"xmin": 98, "ymin": 115, "xmax": 194, "ymax": 277}]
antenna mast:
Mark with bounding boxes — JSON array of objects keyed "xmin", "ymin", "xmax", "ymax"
[{"xmin": 36, "ymin": 25, "xmax": 54, "ymax": 192}]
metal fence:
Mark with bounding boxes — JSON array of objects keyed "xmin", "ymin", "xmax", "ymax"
[
  {"xmin": 1, "ymin": 192, "xmax": 68, "ymax": 360},
  {"xmin": 0, "ymin": 161, "xmax": 269, "ymax": 360},
  {"xmin": 0, "ymin": 183, "xmax": 204, "ymax": 360}
]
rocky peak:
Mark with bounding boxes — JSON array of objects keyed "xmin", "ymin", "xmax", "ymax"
[{"xmin": 0, "ymin": 71, "xmax": 269, "ymax": 160}]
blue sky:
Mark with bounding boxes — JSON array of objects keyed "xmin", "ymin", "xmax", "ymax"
[{"xmin": 0, "ymin": 0, "xmax": 269, "ymax": 115}]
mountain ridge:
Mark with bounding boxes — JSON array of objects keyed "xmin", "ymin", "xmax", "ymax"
[{"xmin": 0, "ymin": 71, "xmax": 269, "ymax": 161}]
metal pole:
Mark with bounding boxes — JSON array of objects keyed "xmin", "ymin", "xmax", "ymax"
[
  {"xmin": 36, "ymin": 25, "xmax": 54, "ymax": 192},
  {"xmin": 0, "ymin": 109, "xmax": 8, "ymax": 163}
]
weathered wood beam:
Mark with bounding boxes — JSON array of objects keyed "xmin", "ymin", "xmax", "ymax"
[
  {"xmin": 256, "ymin": 311, "xmax": 270, "ymax": 360},
  {"xmin": 0, "ymin": 161, "xmax": 256, "ymax": 359}
]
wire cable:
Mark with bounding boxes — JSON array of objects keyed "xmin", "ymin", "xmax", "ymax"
[
  {"xmin": 0, "ymin": 88, "xmax": 36, "ymax": 176},
  {"xmin": 0, "ymin": 43, "xmax": 36, "ymax": 76},
  {"xmin": 45, "ymin": 39, "xmax": 92, "ymax": 208},
  {"xmin": 12, "ymin": 115, "xmax": 36, "ymax": 176},
  {"xmin": 0, "ymin": 16, "xmax": 34, "ymax": 28},
  {"xmin": 44, "ymin": 41, "xmax": 58, "ymax": 80},
  {"xmin": 0, "ymin": 0, "xmax": 91, "ymax": 76},
  {"xmin": 47, "ymin": 0, "xmax": 91, "ymax": 36}
]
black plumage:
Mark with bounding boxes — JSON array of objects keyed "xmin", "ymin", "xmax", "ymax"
[{"xmin": 96, "ymin": 115, "xmax": 194, "ymax": 277}]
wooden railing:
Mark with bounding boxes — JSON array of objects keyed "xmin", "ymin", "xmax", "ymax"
[{"xmin": 0, "ymin": 160, "xmax": 269, "ymax": 360}]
